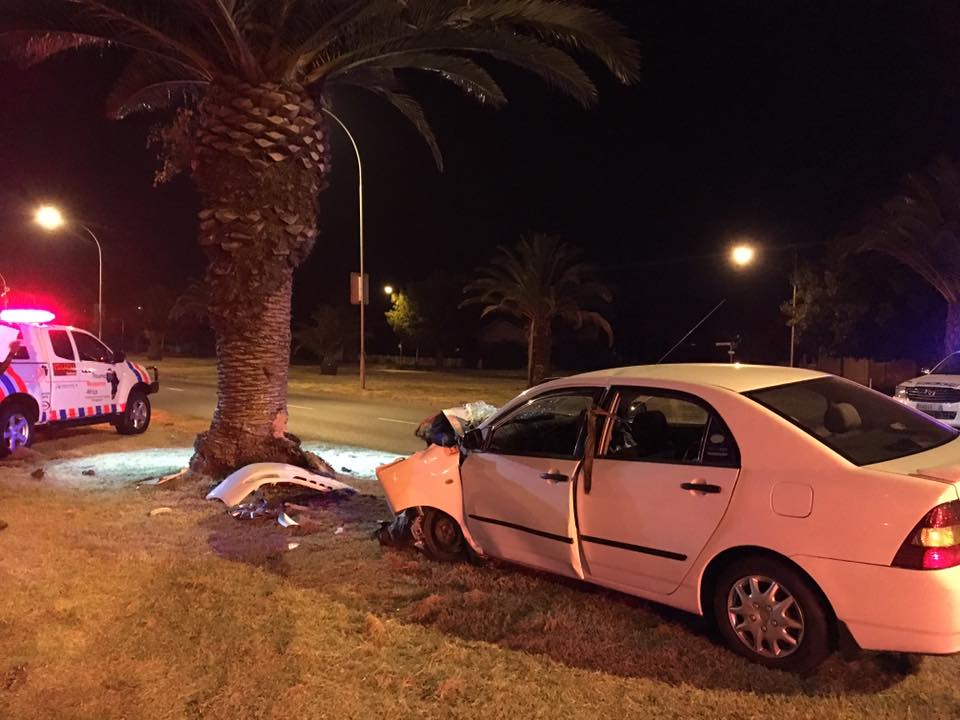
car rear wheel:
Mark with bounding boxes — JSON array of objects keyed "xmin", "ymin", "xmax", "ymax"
[
  {"xmin": 116, "ymin": 391, "xmax": 151, "ymax": 435},
  {"xmin": 419, "ymin": 508, "xmax": 466, "ymax": 562},
  {"xmin": 712, "ymin": 555, "xmax": 832, "ymax": 673},
  {"xmin": 0, "ymin": 404, "xmax": 33, "ymax": 457}
]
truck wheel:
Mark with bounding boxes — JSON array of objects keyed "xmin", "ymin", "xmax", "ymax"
[
  {"xmin": 116, "ymin": 391, "xmax": 151, "ymax": 435},
  {"xmin": 0, "ymin": 404, "xmax": 34, "ymax": 457}
]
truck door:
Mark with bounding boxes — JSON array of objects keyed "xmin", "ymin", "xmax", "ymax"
[
  {"xmin": 45, "ymin": 329, "xmax": 84, "ymax": 420},
  {"xmin": 70, "ymin": 330, "xmax": 117, "ymax": 413}
]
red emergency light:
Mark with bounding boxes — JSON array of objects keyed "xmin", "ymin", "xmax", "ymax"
[{"xmin": 0, "ymin": 309, "xmax": 56, "ymax": 324}]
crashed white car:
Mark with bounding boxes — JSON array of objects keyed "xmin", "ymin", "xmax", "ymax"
[
  {"xmin": 378, "ymin": 364, "xmax": 960, "ymax": 672},
  {"xmin": 895, "ymin": 352, "xmax": 960, "ymax": 427}
]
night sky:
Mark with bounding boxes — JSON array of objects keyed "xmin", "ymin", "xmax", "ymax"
[{"xmin": 1, "ymin": 1, "xmax": 958, "ymax": 366}]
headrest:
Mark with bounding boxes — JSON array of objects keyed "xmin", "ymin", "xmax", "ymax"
[
  {"xmin": 824, "ymin": 402, "xmax": 862, "ymax": 434},
  {"xmin": 631, "ymin": 410, "xmax": 667, "ymax": 435}
]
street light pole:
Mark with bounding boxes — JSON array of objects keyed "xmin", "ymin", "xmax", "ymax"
[
  {"xmin": 789, "ymin": 247, "xmax": 798, "ymax": 368},
  {"xmin": 79, "ymin": 225, "xmax": 103, "ymax": 339},
  {"xmin": 321, "ymin": 107, "xmax": 366, "ymax": 390}
]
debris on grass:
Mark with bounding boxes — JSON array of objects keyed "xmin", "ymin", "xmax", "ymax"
[
  {"xmin": 148, "ymin": 507, "xmax": 173, "ymax": 517},
  {"xmin": 334, "ymin": 525, "xmax": 344, "ymax": 535},
  {"xmin": 277, "ymin": 512, "xmax": 299, "ymax": 528},
  {"xmin": 158, "ymin": 468, "xmax": 188, "ymax": 485},
  {"xmin": 81, "ymin": 469, "xmax": 96, "ymax": 476},
  {"xmin": 206, "ymin": 462, "xmax": 357, "ymax": 508},
  {"xmin": 30, "ymin": 467, "xmax": 44, "ymax": 480}
]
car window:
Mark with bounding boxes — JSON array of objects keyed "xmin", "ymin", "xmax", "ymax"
[
  {"xmin": 487, "ymin": 389, "xmax": 600, "ymax": 459},
  {"xmin": 604, "ymin": 388, "xmax": 738, "ymax": 466},
  {"xmin": 72, "ymin": 332, "xmax": 113, "ymax": 364},
  {"xmin": 48, "ymin": 330, "xmax": 75, "ymax": 361},
  {"xmin": 933, "ymin": 352, "xmax": 960, "ymax": 375},
  {"xmin": 747, "ymin": 377, "xmax": 959, "ymax": 465}
]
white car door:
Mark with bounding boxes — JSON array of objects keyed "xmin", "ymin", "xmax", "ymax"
[
  {"xmin": 461, "ymin": 387, "xmax": 602, "ymax": 578},
  {"xmin": 45, "ymin": 329, "xmax": 86, "ymax": 421},
  {"xmin": 576, "ymin": 386, "xmax": 741, "ymax": 595},
  {"xmin": 70, "ymin": 330, "xmax": 117, "ymax": 414}
]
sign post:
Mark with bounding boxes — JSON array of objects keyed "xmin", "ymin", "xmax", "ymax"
[{"xmin": 350, "ymin": 272, "xmax": 369, "ymax": 388}]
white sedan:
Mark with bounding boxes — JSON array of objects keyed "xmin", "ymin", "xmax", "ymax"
[{"xmin": 377, "ymin": 364, "xmax": 960, "ymax": 672}]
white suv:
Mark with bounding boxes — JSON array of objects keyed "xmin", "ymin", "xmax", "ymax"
[
  {"xmin": 0, "ymin": 321, "xmax": 159, "ymax": 455},
  {"xmin": 895, "ymin": 352, "xmax": 960, "ymax": 427}
]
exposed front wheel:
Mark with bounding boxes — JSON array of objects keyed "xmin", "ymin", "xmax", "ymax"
[
  {"xmin": 712, "ymin": 555, "xmax": 832, "ymax": 673},
  {"xmin": 419, "ymin": 508, "xmax": 466, "ymax": 562},
  {"xmin": 0, "ymin": 405, "xmax": 33, "ymax": 457},
  {"xmin": 116, "ymin": 392, "xmax": 151, "ymax": 435}
]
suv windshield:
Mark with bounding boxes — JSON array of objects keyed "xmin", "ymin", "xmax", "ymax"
[
  {"xmin": 933, "ymin": 353, "xmax": 960, "ymax": 375},
  {"xmin": 746, "ymin": 377, "xmax": 958, "ymax": 465}
]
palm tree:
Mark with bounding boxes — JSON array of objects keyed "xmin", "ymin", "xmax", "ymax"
[
  {"xmin": 1, "ymin": 1, "xmax": 639, "ymax": 476},
  {"xmin": 169, "ymin": 278, "xmax": 210, "ymax": 325},
  {"xmin": 845, "ymin": 155, "xmax": 960, "ymax": 354},
  {"xmin": 464, "ymin": 233, "xmax": 612, "ymax": 386}
]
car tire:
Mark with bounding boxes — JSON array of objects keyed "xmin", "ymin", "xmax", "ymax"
[
  {"xmin": 116, "ymin": 391, "xmax": 151, "ymax": 435},
  {"xmin": 712, "ymin": 555, "xmax": 832, "ymax": 674},
  {"xmin": 0, "ymin": 403, "xmax": 33, "ymax": 458},
  {"xmin": 420, "ymin": 508, "xmax": 466, "ymax": 562}
]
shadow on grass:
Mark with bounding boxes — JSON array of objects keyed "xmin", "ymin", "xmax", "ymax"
[{"xmin": 203, "ymin": 491, "xmax": 918, "ymax": 697}]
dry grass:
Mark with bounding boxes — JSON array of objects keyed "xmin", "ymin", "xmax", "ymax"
[
  {"xmin": 145, "ymin": 356, "xmax": 527, "ymax": 408},
  {"xmin": 2, "ymin": 422, "xmax": 960, "ymax": 719}
]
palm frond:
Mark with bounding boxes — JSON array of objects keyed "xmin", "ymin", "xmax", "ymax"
[
  {"xmin": 353, "ymin": 85, "xmax": 444, "ymax": 170},
  {"xmin": 106, "ymin": 52, "xmax": 206, "ymax": 117}
]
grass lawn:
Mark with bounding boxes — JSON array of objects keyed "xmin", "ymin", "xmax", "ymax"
[
  {"xmin": 144, "ymin": 356, "xmax": 528, "ymax": 408},
  {"xmin": 2, "ymin": 417, "xmax": 960, "ymax": 719}
]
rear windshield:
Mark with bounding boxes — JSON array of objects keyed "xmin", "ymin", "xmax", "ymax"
[{"xmin": 746, "ymin": 377, "xmax": 959, "ymax": 465}]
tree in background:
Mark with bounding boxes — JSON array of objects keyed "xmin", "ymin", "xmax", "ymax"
[
  {"xmin": 2, "ymin": 0, "xmax": 639, "ymax": 476},
  {"xmin": 385, "ymin": 292, "xmax": 425, "ymax": 363},
  {"xmin": 844, "ymin": 155, "xmax": 960, "ymax": 354},
  {"xmin": 464, "ymin": 233, "xmax": 613, "ymax": 386},
  {"xmin": 138, "ymin": 286, "xmax": 179, "ymax": 360},
  {"xmin": 294, "ymin": 304, "xmax": 349, "ymax": 373}
]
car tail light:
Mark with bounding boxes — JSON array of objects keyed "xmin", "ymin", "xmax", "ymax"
[{"xmin": 892, "ymin": 501, "xmax": 960, "ymax": 570}]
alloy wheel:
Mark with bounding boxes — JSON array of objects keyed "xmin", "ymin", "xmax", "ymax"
[
  {"xmin": 3, "ymin": 413, "xmax": 30, "ymax": 452},
  {"xmin": 130, "ymin": 400, "xmax": 149, "ymax": 430}
]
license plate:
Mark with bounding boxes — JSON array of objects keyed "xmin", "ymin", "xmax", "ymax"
[{"xmin": 918, "ymin": 403, "xmax": 945, "ymax": 412}]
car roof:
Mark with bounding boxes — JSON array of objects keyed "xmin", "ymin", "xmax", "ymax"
[{"xmin": 558, "ymin": 363, "xmax": 829, "ymax": 394}]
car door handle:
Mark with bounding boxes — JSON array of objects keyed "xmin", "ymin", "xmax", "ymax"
[
  {"xmin": 681, "ymin": 481, "xmax": 722, "ymax": 494},
  {"xmin": 541, "ymin": 471, "xmax": 569, "ymax": 483}
]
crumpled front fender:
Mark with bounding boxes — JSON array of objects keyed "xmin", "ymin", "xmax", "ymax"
[{"xmin": 376, "ymin": 445, "xmax": 482, "ymax": 554}]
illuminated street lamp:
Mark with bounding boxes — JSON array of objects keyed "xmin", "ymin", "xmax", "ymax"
[
  {"xmin": 730, "ymin": 243, "xmax": 756, "ymax": 268},
  {"xmin": 34, "ymin": 204, "xmax": 103, "ymax": 339},
  {"xmin": 383, "ymin": 284, "xmax": 394, "ymax": 296}
]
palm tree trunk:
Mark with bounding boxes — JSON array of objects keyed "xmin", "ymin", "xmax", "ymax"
[
  {"xmin": 527, "ymin": 317, "xmax": 553, "ymax": 387},
  {"xmin": 188, "ymin": 78, "xmax": 329, "ymax": 477},
  {"xmin": 946, "ymin": 300, "xmax": 960, "ymax": 355}
]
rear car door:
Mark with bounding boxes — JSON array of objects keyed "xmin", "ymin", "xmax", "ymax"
[
  {"xmin": 70, "ymin": 330, "xmax": 116, "ymax": 413},
  {"xmin": 46, "ymin": 329, "xmax": 85, "ymax": 420},
  {"xmin": 461, "ymin": 387, "xmax": 602, "ymax": 577},
  {"xmin": 577, "ymin": 386, "xmax": 741, "ymax": 595}
]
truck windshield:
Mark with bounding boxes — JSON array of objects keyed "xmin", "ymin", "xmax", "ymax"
[
  {"xmin": 932, "ymin": 353, "xmax": 960, "ymax": 375},
  {"xmin": 746, "ymin": 377, "xmax": 958, "ymax": 466}
]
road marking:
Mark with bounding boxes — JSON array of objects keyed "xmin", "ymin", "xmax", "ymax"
[
  {"xmin": 288, "ymin": 404, "xmax": 312, "ymax": 410},
  {"xmin": 377, "ymin": 417, "xmax": 419, "ymax": 426},
  {"xmin": 165, "ymin": 387, "xmax": 186, "ymax": 392}
]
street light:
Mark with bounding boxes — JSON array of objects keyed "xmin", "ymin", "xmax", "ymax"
[
  {"xmin": 320, "ymin": 107, "xmax": 367, "ymax": 390},
  {"xmin": 34, "ymin": 204, "xmax": 103, "ymax": 339},
  {"xmin": 730, "ymin": 243, "xmax": 756, "ymax": 268},
  {"xmin": 383, "ymin": 284, "xmax": 393, "ymax": 296}
]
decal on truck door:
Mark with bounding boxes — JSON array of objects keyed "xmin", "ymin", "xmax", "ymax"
[{"xmin": 0, "ymin": 368, "xmax": 28, "ymax": 397}]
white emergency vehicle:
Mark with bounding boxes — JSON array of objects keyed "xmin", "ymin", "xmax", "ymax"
[{"xmin": 0, "ymin": 311, "xmax": 159, "ymax": 456}]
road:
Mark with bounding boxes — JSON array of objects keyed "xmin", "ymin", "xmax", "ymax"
[{"xmin": 153, "ymin": 377, "xmax": 437, "ymax": 455}]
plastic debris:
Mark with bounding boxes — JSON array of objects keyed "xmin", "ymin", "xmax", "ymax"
[
  {"xmin": 230, "ymin": 498, "xmax": 269, "ymax": 519},
  {"xmin": 277, "ymin": 512, "xmax": 299, "ymax": 528},
  {"xmin": 148, "ymin": 507, "xmax": 173, "ymax": 517},
  {"xmin": 334, "ymin": 526, "xmax": 345, "ymax": 535},
  {"xmin": 207, "ymin": 462, "xmax": 357, "ymax": 508},
  {"xmin": 157, "ymin": 468, "xmax": 187, "ymax": 485},
  {"xmin": 81, "ymin": 469, "xmax": 96, "ymax": 476},
  {"xmin": 287, "ymin": 541, "xmax": 300, "ymax": 551}
]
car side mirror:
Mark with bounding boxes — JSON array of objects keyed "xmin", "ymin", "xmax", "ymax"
[
  {"xmin": 462, "ymin": 427, "xmax": 485, "ymax": 451},
  {"xmin": 113, "ymin": 350, "xmax": 126, "ymax": 364}
]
